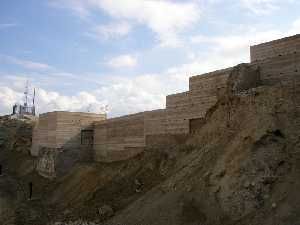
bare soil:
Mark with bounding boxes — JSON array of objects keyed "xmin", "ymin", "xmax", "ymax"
[{"xmin": 0, "ymin": 83, "xmax": 299, "ymax": 225}]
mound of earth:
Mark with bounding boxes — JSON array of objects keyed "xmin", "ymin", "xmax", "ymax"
[
  {"xmin": 48, "ymin": 82, "xmax": 299, "ymax": 225},
  {"xmin": 101, "ymin": 85, "xmax": 300, "ymax": 225},
  {"xmin": 1, "ymin": 69, "xmax": 300, "ymax": 225}
]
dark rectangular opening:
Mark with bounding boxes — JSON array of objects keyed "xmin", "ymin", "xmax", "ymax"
[
  {"xmin": 189, "ymin": 118, "xmax": 205, "ymax": 134},
  {"xmin": 81, "ymin": 130, "xmax": 94, "ymax": 145}
]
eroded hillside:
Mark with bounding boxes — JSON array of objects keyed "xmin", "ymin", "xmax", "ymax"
[
  {"xmin": 103, "ymin": 83, "xmax": 300, "ymax": 225},
  {"xmin": 0, "ymin": 63, "xmax": 300, "ymax": 225}
]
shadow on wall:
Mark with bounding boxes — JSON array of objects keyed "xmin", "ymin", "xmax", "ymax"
[
  {"xmin": 36, "ymin": 63, "xmax": 264, "ymax": 179},
  {"xmin": 36, "ymin": 131, "xmax": 94, "ymax": 179}
]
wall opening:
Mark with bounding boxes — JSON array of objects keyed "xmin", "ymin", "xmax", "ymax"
[
  {"xmin": 28, "ymin": 182, "xmax": 33, "ymax": 200},
  {"xmin": 189, "ymin": 118, "xmax": 205, "ymax": 134},
  {"xmin": 81, "ymin": 130, "xmax": 94, "ymax": 145}
]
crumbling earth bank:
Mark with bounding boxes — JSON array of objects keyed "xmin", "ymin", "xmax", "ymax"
[
  {"xmin": 1, "ymin": 68, "xmax": 300, "ymax": 225},
  {"xmin": 46, "ymin": 84, "xmax": 300, "ymax": 225},
  {"xmin": 101, "ymin": 84, "xmax": 300, "ymax": 225}
]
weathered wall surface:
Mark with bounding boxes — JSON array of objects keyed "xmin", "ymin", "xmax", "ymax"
[
  {"xmin": 255, "ymin": 51, "xmax": 300, "ymax": 117},
  {"xmin": 250, "ymin": 34, "xmax": 300, "ymax": 62},
  {"xmin": 31, "ymin": 112, "xmax": 106, "ymax": 156},
  {"xmin": 165, "ymin": 69, "xmax": 231, "ymax": 134},
  {"xmin": 37, "ymin": 146, "xmax": 94, "ymax": 179},
  {"xmin": 34, "ymin": 35, "xmax": 299, "ymax": 164},
  {"xmin": 94, "ymin": 113, "xmax": 145, "ymax": 162},
  {"xmin": 144, "ymin": 109, "xmax": 167, "ymax": 135},
  {"xmin": 36, "ymin": 147, "xmax": 57, "ymax": 179},
  {"xmin": 255, "ymin": 53, "xmax": 300, "ymax": 86},
  {"xmin": 227, "ymin": 64, "xmax": 261, "ymax": 94},
  {"xmin": 31, "ymin": 113, "xmax": 57, "ymax": 156},
  {"xmin": 93, "ymin": 68, "xmax": 232, "ymax": 162}
]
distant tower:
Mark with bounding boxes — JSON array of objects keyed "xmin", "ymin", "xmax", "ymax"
[
  {"xmin": 12, "ymin": 81, "xmax": 36, "ymax": 118},
  {"xmin": 24, "ymin": 80, "xmax": 29, "ymax": 107},
  {"xmin": 32, "ymin": 88, "xmax": 36, "ymax": 116}
]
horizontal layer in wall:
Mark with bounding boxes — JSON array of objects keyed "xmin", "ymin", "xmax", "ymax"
[
  {"xmin": 165, "ymin": 68, "xmax": 231, "ymax": 134},
  {"xmin": 189, "ymin": 68, "xmax": 232, "ymax": 93},
  {"xmin": 144, "ymin": 109, "xmax": 167, "ymax": 135},
  {"xmin": 250, "ymin": 34, "xmax": 300, "ymax": 62},
  {"xmin": 252, "ymin": 52, "xmax": 300, "ymax": 87},
  {"xmin": 93, "ymin": 112, "xmax": 145, "ymax": 162},
  {"xmin": 31, "ymin": 112, "xmax": 105, "ymax": 156}
]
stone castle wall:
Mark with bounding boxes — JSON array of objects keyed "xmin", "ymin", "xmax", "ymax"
[
  {"xmin": 31, "ymin": 111, "xmax": 106, "ymax": 156},
  {"xmin": 144, "ymin": 109, "xmax": 167, "ymax": 135},
  {"xmin": 165, "ymin": 68, "xmax": 231, "ymax": 134},
  {"xmin": 32, "ymin": 34, "xmax": 300, "ymax": 165},
  {"xmin": 250, "ymin": 34, "xmax": 300, "ymax": 62},
  {"xmin": 32, "ymin": 111, "xmax": 106, "ymax": 178},
  {"xmin": 93, "ymin": 34, "xmax": 300, "ymax": 162},
  {"xmin": 93, "ymin": 68, "xmax": 232, "ymax": 161},
  {"xmin": 94, "ymin": 112, "xmax": 145, "ymax": 162}
]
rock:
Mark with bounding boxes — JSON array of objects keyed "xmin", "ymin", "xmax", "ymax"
[
  {"xmin": 272, "ymin": 202, "xmax": 277, "ymax": 209},
  {"xmin": 213, "ymin": 185, "xmax": 221, "ymax": 193},
  {"xmin": 54, "ymin": 222, "xmax": 63, "ymax": 225},
  {"xmin": 63, "ymin": 209, "xmax": 71, "ymax": 215},
  {"xmin": 135, "ymin": 188, "xmax": 142, "ymax": 193},
  {"xmin": 98, "ymin": 204, "xmax": 114, "ymax": 219},
  {"xmin": 244, "ymin": 181, "xmax": 250, "ymax": 188},
  {"xmin": 186, "ymin": 185, "xmax": 192, "ymax": 192},
  {"xmin": 134, "ymin": 178, "xmax": 142, "ymax": 186},
  {"xmin": 204, "ymin": 171, "xmax": 211, "ymax": 180},
  {"xmin": 216, "ymin": 169, "xmax": 226, "ymax": 178}
]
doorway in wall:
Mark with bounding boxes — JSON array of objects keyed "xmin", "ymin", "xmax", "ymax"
[
  {"xmin": 81, "ymin": 130, "xmax": 94, "ymax": 146},
  {"xmin": 189, "ymin": 118, "xmax": 205, "ymax": 134}
]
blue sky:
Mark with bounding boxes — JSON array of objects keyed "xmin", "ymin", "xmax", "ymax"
[{"xmin": 0, "ymin": 0, "xmax": 299, "ymax": 117}]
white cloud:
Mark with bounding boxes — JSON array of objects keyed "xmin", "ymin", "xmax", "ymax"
[
  {"xmin": 190, "ymin": 29, "xmax": 283, "ymax": 55},
  {"xmin": 48, "ymin": 0, "xmax": 91, "ymax": 18},
  {"xmin": 2, "ymin": 24, "xmax": 298, "ymax": 117},
  {"xmin": 239, "ymin": 0, "xmax": 294, "ymax": 14},
  {"xmin": 90, "ymin": 21, "xmax": 131, "ymax": 39},
  {"xmin": 0, "ymin": 82, "xmax": 107, "ymax": 116},
  {"xmin": 0, "ymin": 72, "xmax": 186, "ymax": 117},
  {"xmin": 169, "ymin": 23, "xmax": 299, "ymax": 78},
  {"xmin": 1, "ymin": 55, "xmax": 53, "ymax": 71},
  {"xmin": 0, "ymin": 87, "xmax": 23, "ymax": 114},
  {"xmin": 36, "ymin": 89, "xmax": 107, "ymax": 113},
  {"xmin": 98, "ymin": 0, "xmax": 201, "ymax": 46},
  {"xmin": 106, "ymin": 54, "xmax": 138, "ymax": 68},
  {"xmin": 0, "ymin": 20, "xmax": 297, "ymax": 117},
  {"xmin": 289, "ymin": 18, "xmax": 300, "ymax": 36},
  {"xmin": 50, "ymin": 0, "xmax": 201, "ymax": 47}
]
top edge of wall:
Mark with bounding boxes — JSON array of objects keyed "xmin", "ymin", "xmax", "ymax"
[
  {"xmin": 189, "ymin": 67, "xmax": 234, "ymax": 81},
  {"xmin": 102, "ymin": 111, "xmax": 145, "ymax": 121},
  {"xmin": 39, "ymin": 111, "xmax": 106, "ymax": 117},
  {"xmin": 250, "ymin": 34, "xmax": 300, "ymax": 48},
  {"xmin": 250, "ymin": 34, "xmax": 300, "ymax": 62}
]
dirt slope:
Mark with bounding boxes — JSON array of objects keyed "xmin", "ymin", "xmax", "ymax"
[
  {"xmin": 102, "ymin": 85, "xmax": 300, "ymax": 225},
  {"xmin": 1, "ymin": 69, "xmax": 300, "ymax": 225}
]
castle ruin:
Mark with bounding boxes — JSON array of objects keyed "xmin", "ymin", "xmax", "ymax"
[{"xmin": 31, "ymin": 34, "xmax": 300, "ymax": 178}]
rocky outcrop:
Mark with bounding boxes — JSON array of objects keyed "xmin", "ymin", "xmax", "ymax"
[
  {"xmin": 36, "ymin": 148, "xmax": 57, "ymax": 179},
  {"xmin": 227, "ymin": 63, "xmax": 261, "ymax": 94}
]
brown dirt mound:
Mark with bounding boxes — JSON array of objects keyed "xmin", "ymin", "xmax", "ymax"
[
  {"xmin": 1, "ymin": 80, "xmax": 300, "ymax": 225},
  {"xmin": 102, "ymin": 85, "xmax": 300, "ymax": 225}
]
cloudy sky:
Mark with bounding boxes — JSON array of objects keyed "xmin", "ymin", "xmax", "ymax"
[{"xmin": 0, "ymin": 0, "xmax": 299, "ymax": 117}]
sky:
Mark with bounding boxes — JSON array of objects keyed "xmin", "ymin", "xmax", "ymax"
[{"xmin": 0, "ymin": 0, "xmax": 299, "ymax": 117}]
